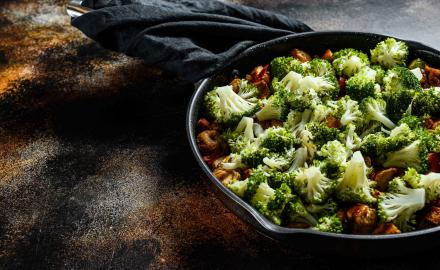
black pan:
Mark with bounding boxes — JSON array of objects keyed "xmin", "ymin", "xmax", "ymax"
[{"xmin": 186, "ymin": 31, "xmax": 440, "ymax": 256}]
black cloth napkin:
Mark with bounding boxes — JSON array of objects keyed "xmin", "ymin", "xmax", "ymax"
[{"xmin": 72, "ymin": 0, "xmax": 312, "ymax": 83}]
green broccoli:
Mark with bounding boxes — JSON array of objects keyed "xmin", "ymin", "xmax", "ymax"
[
  {"xmin": 403, "ymin": 168, "xmax": 440, "ymax": 202},
  {"xmin": 256, "ymin": 183, "xmax": 293, "ymax": 225},
  {"xmin": 370, "ymin": 38, "xmax": 409, "ymax": 68},
  {"xmin": 314, "ymin": 215, "xmax": 344, "ymax": 233},
  {"xmin": 360, "ymin": 97, "xmax": 396, "ymax": 129},
  {"xmin": 223, "ymin": 116, "xmax": 255, "ymax": 153},
  {"xmin": 282, "ymin": 71, "xmax": 339, "ymax": 101},
  {"xmin": 259, "ymin": 127, "xmax": 297, "ymax": 153},
  {"xmin": 339, "ymin": 123, "xmax": 362, "ymax": 152},
  {"xmin": 286, "ymin": 195, "xmax": 318, "ymax": 226},
  {"xmin": 305, "ymin": 122, "xmax": 340, "ymax": 149},
  {"xmin": 255, "ymin": 90, "xmax": 289, "ymax": 121},
  {"xmin": 306, "ymin": 199, "xmax": 338, "ymax": 218},
  {"xmin": 287, "ymin": 147, "xmax": 308, "ymax": 172},
  {"xmin": 303, "ymin": 58, "xmax": 335, "ymax": 77},
  {"xmin": 382, "ymin": 140, "xmax": 428, "ymax": 173},
  {"xmin": 228, "ymin": 179, "xmax": 249, "ymax": 198},
  {"xmin": 345, "ymin": 66, "xmax": 381, "ymax": 102},
  {"xmin": 359, "ymin": 132, "xmax": 389, "ymax": 158},
  {"xmin": 397, "ymin": 113, "xmax": 422, "ymax": 130},
  {"xmin": 382, "ymin": 66, "xmax": 422, "ymax": 94},
  {"xmin": 336, "ymin": 151, "xmax": 376, "ymax": 204},
  {"xmin": 262, "ymin": 149, "xmax": 296, "ymax": 171},
  {"xmin": 378, "ymin": 177, "xmax": 425, "ymax": 232},
  {"xmin": 205, "ymin": 85, "xmax": 261, "ymax": 125},
  {"xmin": 411, "ymin": 88, "xmax": 440, "ymax": 117},
  {"xmin": 332, "ymin": 48, "xmax": 370, "ymax": 77},
  {"xmin": 317, "ymin": 140, "xmax": 349, "ymax": 165},
  {"xmin": 328, "ymin": 96, "xmax": 362, "ymax": 126},
  {"xmin": 284, "ymin": 109, "xmax": 313, "ymax": 137},
  {"xmin": 270, "ymin": 56, "xmax": 304, "ymax": 79},
  {"xmin": 240, "ymin": 142, "xmax": 271, "ymax": 168},
  {"xmin": 292, "ymin": 164, "xmax": 338, "ymax": 204},
  {"xmin": 385, "ymin": 88, "xmax": 419, "ymax": 123},
  {"xmin": 371, "ymin": 65, "xmax": 386, "ymax": 84},
  {"xmin": 236, "ymin": 79, "xmax": 261, "ymax": 102},
  {"xmin": 408, "ymin": 58, "xmax": 426, "ymax": 70}
]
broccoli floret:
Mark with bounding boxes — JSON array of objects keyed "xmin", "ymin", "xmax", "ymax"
[
  {"xmin": 382, "ymin": 140, "xmax": 428, "ymax": 173},
  {"xmin": 336, "ymin": 151, "xmax": 376, "ymax": 204},
  {"xmin": 262, "ymin": 149, "xmax": 296, "ymax": 171},
  {"xmin": 385, "ymin": 88, "xmax": 419, "ymax": 123},
  {"xmin": 223, "ymin": 116, "xmax": 256, "ymax": 153},
  {"xmin": 287, "ymin": 147, "xmax": 308, "ymax": 172},
  {"xmin": 284, "ymin": 109, "xmax": 313, "ymax": 136},
  {"xmin": 310, "ymin": 104, "xmax": 332, "ymax": 123},
  {"xmin": 378, "ymin": 177, "xmax": 425, "ymax": 232},
  {"xmin": 411, "ymin": 88, "xmax": 440, "ymax": 117},
  {"xmin": 317, "ymin": 140, "xmax": 349, "ymax": 165},
  {"xmin": 259, "ymin": 127, "xmax": 297, "ymax": 153},
  {"xmin": 292, "ymin": 165, "xmax": 338, "ymax": 204},
  {"xmin": 360, "ymin": 97, "xmax": 396, "ymax": 129},
  {"xmin": 299, "ymin": 129, "xmax": 318, "ymax": 162},
  {"xmin": 408, "ymin": 58, "xmax": 426, "ymax": 70},
  {"xmin": 328, "ymin": 96, "xmax": 362, "ymax": 126},
  {"xmin": 397, "ymin": 113, "xmax": 422, "ymax": 130},
  {"xmin": 339, "ymin": 123, "xmax": 362, "ymax": 152},
  {"xmin": 270, "ymin": 56, "xmax": 304, "ymax": 79},
  {"xmin": 345, "ymin": 66, "xmax": 380, "ymax": 102},
  {"xmin": 286, "ymin": 195, "xmax": 318, "ymax": 226},
  {"xmin": 332, "ymin": 48, "xmax": 370, "ymax": 77},
  {"xmin": 303, "ymin": 58, "xmax": 335, "ymax": 77},
  {"xmin": 383, "ymin": 67, "xmax": 422, "ymax": 94},
  {"xmin": 236, "ymin": 79, "xmax": 260, "ymax": 102},
  {"xmin": 388, "ymin": 123, "xmax": 417, "ymax": 150},
  {"xmin": 282, "ymin": 71, "xmax": 339, "ymax": 101},
  {"xmin": 359, "ymin": 132, "xmax": 389, "ymax": 158},
  {"xmin": 306, "ymin": 199, "xmax": 338, "ymax": 218},
  {"xmin": 403, "ymin": 169, "xmax": 440, "ymax": 202},
  {"xmin": 205, "ymin": 85, "xmax": 261, "ymax": 125},
  {"xmin": 370, "ymin": 38, "xmax": 409, "ymax": 69},
  {"xmin": 244, "ymin": 167, "xmax": 270, "ymax": 200},
  {"xmin": 227, "ymin": 179, "xmax": 249, "ymax": 198},
  {"xmin": 305, "ymin": 122, "xmax": 340, "ymax": 149},
  {"xmin": 268, "ymin": 171, "xmax": 297, "ymax": 189},
  {"xmin": 314, "ymin": 215, "xmax": 344, "ymax": 233},
  {"xmin": 345, "ymin": 74, "xmax": 376, "ymax": 102},
  {"xmin": 371, "ymin": 65, "xmax": 386, "ymax": 84},
  {"xmin": 275, "ymin": 73, "xmax": 320, "ymax": 111},
  {"xmin": 240, "ymin": 143, "xmax": 271, "ymax": 168},
  {"xmin": 256, "ymin": 183, "xmax": 294, "ymax": 225},
  {"xmin": 255, "ymin": 91, "xmax": 289, "ymax": 121}
]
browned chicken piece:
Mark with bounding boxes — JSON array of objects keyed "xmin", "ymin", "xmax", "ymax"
[
  {"xmin": 424, "ymin": 206, "xmax": 440, "ymax": 226},
  {"xmin": 346, "ymin": 204, "xmax": 377, "ymax": 234},
  {"xmin": 241, "ymin": 168, "xmax": 252, "ymax": 179},
  {"xmin": 197, "ymin": 118, "xmax": 211, "ymax": 131},
  {"xmin": 372, "ymin": 168, "xmax": 399, "ymax": 191},
  {"xmin": 321, "ymin": 49, "xmax": 334, "ymax": 62},
  {"xmin": 325, "ymin": 115, "xmax": 341, "ymax": 128},
  {"xmin": 197, "ymin": 130, "xmax": 223, "ymax": 155},
  {"xmin": 290, "ymin": 48, "xmax": 311, "ymax": 63},
  {"xmin": 213, "ymin": 167, "xmax": 241, "ymax": 185},
  {"xmin": 230, "ymin": 77, "xmax": 241, "ymax": 93},
  {"xmin": 372, "ymin": 189, "xmax": 383, "ymax": 199},
  {"xmin": 254, "ymin": 80, "xmax": 270, "ymax": 99},
  {"xmin": 372, "ymin": 223, "xmax": 401, "ymax": 235},
  {"xmin": 212, "ymin": 155, "xmax": 228, "ymax": 169},
  {"xmin": 423, "ymin": 116, "xmax": 434, "ymax": 129},
  {"xmin": 247, "ymin": 65, "xmax": 270, "ymax": 84},
  {"xmin": 425, "ymin": 65, "xmax": 440, "ymax": 87}
]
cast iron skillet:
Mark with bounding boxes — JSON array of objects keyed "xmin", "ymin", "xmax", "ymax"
[{"xmin": 186, "ymin": 31, "xmax": 440, "ymax": 256}]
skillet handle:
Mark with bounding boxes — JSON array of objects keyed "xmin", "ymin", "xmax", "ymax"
[{"xmin": 67, "ymin": 0, "xmax": 92, "ymax": 18}]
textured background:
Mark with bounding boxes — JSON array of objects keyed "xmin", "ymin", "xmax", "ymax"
[{"xmin": 1, "ymin": 0, "xmax": 440, "ymax": 269}]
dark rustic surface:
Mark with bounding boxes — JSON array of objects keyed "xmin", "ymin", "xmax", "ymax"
[{"xmin": 0, "ymin": 0, "xmax": 439, "ymax": 269}]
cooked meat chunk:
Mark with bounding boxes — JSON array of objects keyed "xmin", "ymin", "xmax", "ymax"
[
  {"xmin": 197, "ymin": 130, "xmax": 223, "ymax": 155},
  {"xmin": 325, "ymin": 115, "xmax": 342, "ymax": 128},
  {"xmin": 425, "ymin": 65, "xmax": 440, "ymax": 87},
  {"xmin": 321, "ymin": 49, "xmax": 334, "ymax": 62},
  {"xmin": 372, "ymin": 168, "xmax": 399, "ymax": 191},
  {"xmin": 372, "ymin": 223, "xmax": 401, "ymax": 234},
  {"xmin": 346, "ymin": 204, "xmax": 377, "ymax": 234},
  {"xmin": 290, "ymin": 48, "xmax": 311, "ymax": 63},
  {"xmin": 213, "ymin": 167, "xmax": 241, "ymax": 185}
]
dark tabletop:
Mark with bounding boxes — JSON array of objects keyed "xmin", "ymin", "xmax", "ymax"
[{"xmin": 0, "ymin": 0, "xmax": 439, "ymax": 269}]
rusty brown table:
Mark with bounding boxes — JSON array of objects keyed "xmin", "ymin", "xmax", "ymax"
[{"xmin": 1, "ymin": 0, "xmax": 440, "ymax": 269}]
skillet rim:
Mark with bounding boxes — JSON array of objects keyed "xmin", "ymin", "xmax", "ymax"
[{"xmin": 186, "ymin": 30, "xmax": 440, "ymax": 240}]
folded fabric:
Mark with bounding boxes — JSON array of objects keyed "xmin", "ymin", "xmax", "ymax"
[{"xmin": 72, "ymin": 0, "xmax": 312, "ymax": 82}]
